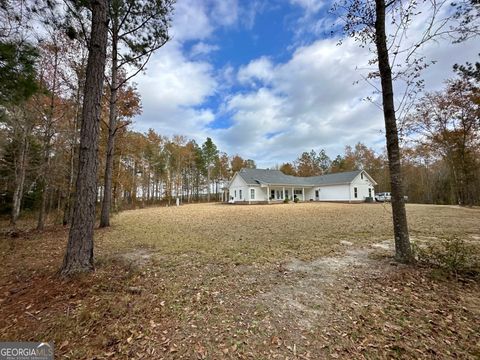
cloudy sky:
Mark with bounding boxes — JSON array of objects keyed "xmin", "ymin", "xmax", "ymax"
[{"xmin": 134, "ymin": 0, "xmax": 478, "ymax": 168}]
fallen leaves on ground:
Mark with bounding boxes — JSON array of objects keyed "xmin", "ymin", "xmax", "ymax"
[{"xmin": 0, "ymin": 203, "xmax": 479, "ymax": 359}]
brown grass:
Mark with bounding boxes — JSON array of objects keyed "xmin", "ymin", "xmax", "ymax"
[
  {"xmin": 1, "ymin": 202, "xmax": 479, "ymax": 359},
  {"xmin": 98, "ymin": 202, "xmax": 480, "ymax": 264}
]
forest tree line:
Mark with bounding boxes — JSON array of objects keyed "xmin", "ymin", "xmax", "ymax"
[
  {"xmin": 0, "ymin": 0, "xmax": 245, "ymax": 228},
  {"xmin": 1, "ymin": 30, "xmax": 479, "ymax": 231},
  {"xmin": 123, "ymin": 58, "xmax": 478, "ymax": 209},
  {"xmin": 0, "ymin": 0, "xmax": 478, "ymax": 271},
  {"xmin": 274, "ymin": 63, "xmax": 479, "ymax": 206}
]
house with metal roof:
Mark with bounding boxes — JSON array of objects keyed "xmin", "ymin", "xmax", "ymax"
[{"xmin": 227, "ymin": 168, "xmax": 377, "ymax": 203}]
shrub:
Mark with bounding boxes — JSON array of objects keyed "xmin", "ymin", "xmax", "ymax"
[
  {"xmin": 283, "ymin": 198, "xmax": 290, "ymax": 203},
  {"xmin": 293, "ymin": 197, "xmax": 299, "ymax": 203},
  {"xmin": 416, "ymin": 237, "xmax": 480, "ymax": 278}
]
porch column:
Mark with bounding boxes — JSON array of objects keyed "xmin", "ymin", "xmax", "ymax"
[
  {"xmin": 267, "ymin": 185, "xmax": 270, "ymax": 204},
  {"xmin": 282, "ymin": 187, "xmax": 285, "ymax": 200},
  {"xmin": 302, "ymin": 187, "xmax": 305, "ymax": 201}
]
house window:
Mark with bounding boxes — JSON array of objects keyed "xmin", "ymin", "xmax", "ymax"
[
  {"xmin": 354, "ymin": 187, "xmax": 358, "ymax": 198},
  {"xmin": 361, "ymin": 173, "xmax": 364, "ymax": 180},
  {"xmin": 368, "ymin": 188, "xmax": 372, "ymax": 197},
  {"xmin": 285, "ymin": 190, "xmax": 289, "ymax": 199},
  {"xmin": 271, "ymin": 189, "xmax": 275, "ymax": 199},
  {"xmin": 250, "ymin": 189, "xmax": 255, "ymax": 200},
  {"xmin": 294, "ymin": 189, "xmax": 302, "ymax": 195},
  {"xmin": 315, "ymin": 190, "xmax": 319, "ymax": 198},
  {"xmin": 239, "ymin": 189, "xmax": 242, "ymax": 200},
  {"xmin": 234, "ymin": 190, "xmax": 237, "ymax": 198}
]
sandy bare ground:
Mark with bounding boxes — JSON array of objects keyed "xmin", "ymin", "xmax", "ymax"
[{"xmin": 1, "ymin": 203, "xmax": 479, "ymax": 359}]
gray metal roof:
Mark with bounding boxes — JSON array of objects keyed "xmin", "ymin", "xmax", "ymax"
[
  {"xmin": 306, "ymin": 171, "xmax": 364, "ymax": 185},
  {"xmin": 236, "ymin": 168, "xmax": 365, "ymax": 186}
]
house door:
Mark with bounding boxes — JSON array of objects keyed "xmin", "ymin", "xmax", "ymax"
[
  {"xmin": 315, "ymin": 190, "xmax": 319, "ymax": 200},
  {"xmin": 271, "ymin": 189, "xmax": 275, "ymax": 200}
]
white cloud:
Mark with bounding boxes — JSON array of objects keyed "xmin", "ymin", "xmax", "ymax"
[
  {"xmin": 239, "ymin": 0, "xmax": 268, "ymax": 30},
  {"xmin": 170, "ymin": 0, "xmax": 213, "ymax": 41},
  {"xmin": 133, "ymin": 0, "xmax": 479, "ymax": 169},
  {"xmin": 190, "ymin": 42, "xmax": 220, "ymax": 57},
  {"xmin": 215, "ymin": 38, "xmax": 380, "ymax": 166},
  {"xmin": 210, "ymin": 0, "xmax": 239, "ymax": 27},
  {"xmin": 135, "ymin": 42, "xmax": 217, "ymax": 137},
  {"xmin": 290, "ymin": 0, "xmax": 325, "ymax": 13},
  {"xmin": 170, "ymin": 0, "xmax": 241, "ymax": 42},
  {"xmin": 288, "ymin": 0, "xmax": 336, "ymax": 41},
  {"xmin": 237, "ymin": 57, "xmax": 274, "ymax": 85},
  {"xmin": 140, "ymin": 43, "xmax": 216, "ymax": 107},
  {"xmin": 212, "ymin": 34, "xmax": 478, "ymax": 168},
  {"xmin": 132, "ymin": 0, "xmax": 241, "ymax": 140}
]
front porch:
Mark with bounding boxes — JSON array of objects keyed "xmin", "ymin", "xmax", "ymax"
[{"xmin": 261, "ymin": 185, "xmax": 312, "ymax": 202}]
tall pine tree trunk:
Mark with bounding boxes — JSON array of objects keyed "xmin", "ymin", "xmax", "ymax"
[
  {"xmin": 63, "ymin": 74, "xmax": 83, "ymax": 226},
  {"xmin": 375, "ymin": 0, "xmax": 412, "ymax": 263},
  {"xmin": 99, "ymin": 89, "xmax": 116, "ymax": 223},
  {"xmin": 38, "ymin": 45, "xmax": 58, "ymax": 230},
  {"xmin": 36, "ymin": 153, "xmax": 49, "ymax": 230},
  {"xmin": 100, "ymin": 17, "xmax": 119, "ymax": 228},
  {"xmin": 60, "ymin": 0, "xmax": 109, "ymax": 276},
  {"xmin": 207, "ymin": 166, "xmax": 211, "ymax": 202},
  {"xmin": 63, "ymin": 135, "xmax": 76, "ymax": 226}
]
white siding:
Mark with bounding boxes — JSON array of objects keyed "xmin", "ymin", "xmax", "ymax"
[
  {"xmin": 316, "ymin": 184, "xmax": 351, "ymax": 201},
  {"xmin": 229, "ymin": 174, "xmax": 249, "ymax": 202},
  {"xmin": 350, "ymin": 172, "xmax": 375, "ymax": 200},
  {"xmin": 250, "ymin": 187, "xmax": 268, "ymax": 201},
  {"xmin": 305, "ymin": 188, "xmax": 315, "ymax": 201}
]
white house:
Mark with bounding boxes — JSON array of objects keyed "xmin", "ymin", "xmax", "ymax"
[{"xmin": 228, "ymin": 168, "xmax": 377, "ymax": 203}]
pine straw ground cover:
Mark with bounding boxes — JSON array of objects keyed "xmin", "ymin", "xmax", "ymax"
[{"xmin": 0, "ymin": 202, "xmax": 479, "ymax": 359}]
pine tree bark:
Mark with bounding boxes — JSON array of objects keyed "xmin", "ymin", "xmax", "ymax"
[
  {"xmin": 60, "ymin": 0, "xmax": 109, "ymax": 276},
  {"xmin": 99, "ymin": 22, "xmax": 118, "ymax": 228},
  {"xmin": 63, "ymin": 135, "xmax": 76, "ymax": 226},
  {"xmin": 207, "ymin": 166, "xmax": 211, "ymax": 202},
  {"xmin": 63, "ymin": 72, "xmax": 83, "ymax": 226},
  {"xmin": 375, "ymin": 0, "xmax": 413, "ymax": 263},
  {"xmin": 36, "ymin": 154, "xmax": 49, "ymax": 230},
  {"xmin": 38, "ymin": 45, "xmax": 59, "ymax": 231}
]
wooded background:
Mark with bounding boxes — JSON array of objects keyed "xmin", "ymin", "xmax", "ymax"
[{"xmin": 1, "ymin": 1, "xmax": 479, "ymax": 230}]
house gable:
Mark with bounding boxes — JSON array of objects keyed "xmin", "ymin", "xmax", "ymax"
[
  {"xmin": 229, "ymin": 172, "xmax": 250, "ymax": 188},
  {"xmin": 351, "ymin": 170, "xmax": 377, "ymax": 186},
  {"xmin": 349, "ymin": 170, "xmax": 376, "ymax": 200}
]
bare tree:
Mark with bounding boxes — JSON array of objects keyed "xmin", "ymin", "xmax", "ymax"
[
  {"xmin": 8, "ymin": 108, "xmax": 35, "ymax": 226},
  {"xmin": 333, "ymin": 0, "xmax": 479, "ymax": 262},
  {"xmin": 374, "ymin": 0, "xmax": 411, "ymax": 261}
]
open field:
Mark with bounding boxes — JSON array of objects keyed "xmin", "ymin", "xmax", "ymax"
[{"xmin": 1, "ymin": 203, "xmax": 480, "ymax": 359}]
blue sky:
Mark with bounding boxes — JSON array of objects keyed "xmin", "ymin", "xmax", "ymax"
[{"xmin": 134, "ymin": 0, "xmax": 478, "ymax": 168}]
